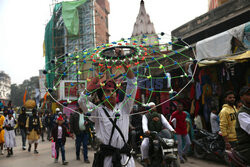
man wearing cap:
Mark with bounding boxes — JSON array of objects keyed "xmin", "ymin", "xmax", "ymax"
[
  {"xmin": 51, "ymin": 115, "xmax": 70, "ymax": 165},
  {"xmin": 3, "ymin": 110, "xmax": 16, "ymax": 157},
  {"xmin": 141, "ymin": 102, "xmax": 175, "ymax": 165},
  {"xmin": 78, "ymin": 64, "xmax": 137, "ymax": 167},
  {"xmin": 26, "ymin": 108, "xmax": 42, "ymax": 154},
  {"xmin": 18, "ymin": 107, "xmax": 28, "ymax": 150},
  {"xmin": 235, "ymin": 86, "xmax": 250, "ymax": 164}
]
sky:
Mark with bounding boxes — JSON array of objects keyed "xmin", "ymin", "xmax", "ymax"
[{"xmin": 0, "ymin": 0, "xmax": 208, "ymax": 85}]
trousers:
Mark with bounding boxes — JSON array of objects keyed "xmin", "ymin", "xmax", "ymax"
[
  {"xmin": 140, "ymin": 138, "xmax": 149, "ymax": 159},
  {"xmin": 75, "ymin": 132, "xmax": 89, "ymax": 160},
  {"xmin": 56, "ymin": 139, "xmax": 66, "ymax": 161},
  {"xmin": 176, "ymin": 134, "xmax": 191, "ymax": 160},
  {"xmin": 20, "ymin": 129, "xmax": 26, "ymax": 147}
]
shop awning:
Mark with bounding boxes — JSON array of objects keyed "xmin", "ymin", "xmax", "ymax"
[
  {"xmin": 198, "ymin": 51, "xmax": 250, "ymax": 66},
  {"xmin": 196, "ymin": 22, "xmax": 249, "ymax": 61}
]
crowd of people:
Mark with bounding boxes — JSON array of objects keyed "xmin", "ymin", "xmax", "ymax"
[
  {"xmin": 0, "ymin": 68, "xmax": 249, "ymax": 167},
  {"xmin": 0, "ymin": 105, "xmax": 91, "ymax": 165}
]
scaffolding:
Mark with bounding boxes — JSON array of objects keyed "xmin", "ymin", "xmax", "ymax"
[{"xmin": 45, "ymin": 0, "xmax": 96, "ymax": 89}]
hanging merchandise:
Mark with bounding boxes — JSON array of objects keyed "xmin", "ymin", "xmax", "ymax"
[
  {"xmin": 202, "ymin": 84, "xmax": 212, "ymax": 105},
  {"xmin": 190, "ymin": 83, "xmax": 195, "ymax": 99},
  {"xmin": 194, "ymin": 100, "xmax": 200, "ymax": 116},
  {"xmin": 166, "ymin": 73, "xmax": 171, "ymax": 88},
  {"xmin": 190, "ymin": 99, "xmax": 195, "ymax": 115},
  {"xmin": 195, "ymin": 82, "xmax": 202, "ymax": 100},
  {"xmin": 160, "ymin": 92, "xmax": 170, "ymax": 116}
]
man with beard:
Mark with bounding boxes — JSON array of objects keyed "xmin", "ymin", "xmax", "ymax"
[
  {"xmin": 235, "ymin": 86, "xmax": 250, "ymax": 164},
  {"xmin": 219, "ymin": 91, "xmax": 238, "ymax": 150},
  {"xmin": 26, "ymin": 108, "xmax": 42, "ymax": 154},
  {"xmin": 78, "ymin": 63, "xmax": 137, "ymax": 167},
  {"xmin": 141, "ymin": 102, "xmax": 175, "ymax": 165},
  {"xmin": 18, "ymin": 107, "xmax": 28, "ymax": 150}
]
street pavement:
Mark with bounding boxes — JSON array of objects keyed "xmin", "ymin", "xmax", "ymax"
[{"xmin": 0, "ymin": 136, "xmax": 227, "ymax": 167}]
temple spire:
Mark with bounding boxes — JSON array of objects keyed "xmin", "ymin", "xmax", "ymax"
[{"xmin": 131, "ymin": 0, "xmax": 158, "ymax": 45}]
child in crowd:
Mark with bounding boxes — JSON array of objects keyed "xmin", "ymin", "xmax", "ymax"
[
  {"xmin": 210, "ymin": 107, "xmax": 220, "ymax": 133},
  {"xmin": 51, "ymin": 116, "xmax": 72, "ymax": 165}
]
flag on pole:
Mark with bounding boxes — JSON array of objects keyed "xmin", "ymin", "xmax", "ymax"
[
  {"xmin": 23, "ymin": 90, "xmax": 27, "ymax": 105},
  {"xmin": 42, "ymin": 92, "xmax": 49, "ymax": 109}
]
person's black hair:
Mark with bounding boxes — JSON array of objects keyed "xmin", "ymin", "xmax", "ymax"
[
  {"xmin": 177, "ymin": 101, "xmax": 183, "ymax": 106},
  {"xmin": 21, "ymin": 106, "xmax": 26, "ymax": 112},
  {"xmin": 96, "ymin": 88, "xmax": 104, "ymax": 101},
  {"xmin": 211, "ymin": 107, "xmax": 217, "ymax": 111},
  {"xmin": 32, "ymin": 108, "xmax": 37, "ymax": 113},
  {"xmin": 236, "ymin": 100, "xmax": 243, "ymax": 104},
  {"xmin": 239, "ymin": 86, "xmax": 250, "ymax": 96},
  {"xmin": 224, "ymin": 90, "xmax": 235, "ymax": 99}
]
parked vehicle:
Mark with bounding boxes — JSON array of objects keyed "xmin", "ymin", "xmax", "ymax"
[
  {"xmin": 193, "ymin": 129, "xmax": 228, "ymax": 162},
  {"xmin": 225, "ymin": 149, "xmax": 250, "ymax": 167},
  {"xmin": 143, "ymin": 129, "xmax": 180, "ymax": 167}
]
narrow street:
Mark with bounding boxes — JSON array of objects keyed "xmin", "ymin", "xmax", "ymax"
[{"xmin": 0, "ymin": 136, "xmax": 227, "ymax": 167}]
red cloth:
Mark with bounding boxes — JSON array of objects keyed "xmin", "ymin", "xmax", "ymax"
[
  {"xmin": 190, "ymin": 83, "xmax": 195, "ymax": 99},
  {"xmin": 160, "ymin": 92, "xmax": 169, "ymax": 116},
  {"xmin": 57, "ymin": 116, "xmax": 64, "ymax": 121},
  {"xmin": 135, "ymin": 89, "xmax": 140, "ymax": 100},
  {"xmin": 195, "ymin": 100, "xmax": 200, "ymax": 117},
  {"xmin": 171, "ymin": 111, "xmax": 187, "ymax": 135}
]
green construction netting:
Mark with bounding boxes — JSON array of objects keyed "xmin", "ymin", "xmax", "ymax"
[
  {"xmin": 44, "ymin": 3, "xmax": 61, "ymax": 88},
  {"xmin": 44, "ymin": 0, "xmax": 88, "ymax": 88},
  {"xmin": 62, "ymin": 0, "xmax": 87, "ymax": 36}
]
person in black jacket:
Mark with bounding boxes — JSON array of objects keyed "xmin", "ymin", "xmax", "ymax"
[
  {"xmin": 51, "ymin": 116, "xmax": 71, "ymax": 165},
  {"xmin": 69, "ymin": 107, "xmax": 90, "ymax": 163},
  {"xmin": 45, "ymin": 111, "xmax": 54, "ymax": 141},
  {"xmin": 18, "ymin": 107, "xmax": 28, "ymax": 150}
]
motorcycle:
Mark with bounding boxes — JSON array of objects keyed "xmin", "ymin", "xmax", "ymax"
[
  {"xmin": 192, "ymin": 129, "xmax": 227, "ymax": 162},
  {"xmin": 144, "ymin": 129, "xmax": 180, "ymax": 167},
  {"xmin": 225, "ymin": 149, "xmax": 250, "ymax": 167},
  {"xmin": 88, "ymin": 126, "xmax": 99, "ymax": 151},
  {"xmin": 129, "ymin": 126, "xmax": 143, "ymax": 156}
]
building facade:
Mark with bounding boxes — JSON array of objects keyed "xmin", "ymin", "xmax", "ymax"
[{"xmin": 0, "ymin": 71, "xmax": 11, "ymax": 104}]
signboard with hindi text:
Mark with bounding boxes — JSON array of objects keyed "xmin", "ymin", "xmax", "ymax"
[{"xmin": 59, "ymin": 80, "xmax": 86, "ymax": 100}]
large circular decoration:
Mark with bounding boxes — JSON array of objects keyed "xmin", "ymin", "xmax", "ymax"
[{"xmin": 43, "ymin": 33, "xmax": 197, "ymax": 118}]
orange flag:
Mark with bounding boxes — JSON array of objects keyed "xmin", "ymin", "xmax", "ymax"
[
  {"xmin": 23, "ymin": 90, "xmax": 27, "ymax": 105},
  {"xmin": 42, "ymin": 92, "xmax": 49, "ymax": 109}
]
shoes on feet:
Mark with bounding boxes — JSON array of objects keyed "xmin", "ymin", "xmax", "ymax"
[
  {"xmin": 62, "ymin": 161, "xmax": 68, "ymax": 165},
  {"xmin": 76, "ymin": 156, "xmax": 80, "ymax": 160},
  {"xmin": 180, "ymin": 159, "xmax": 185, "ymax": 164},
  {"xmin": 6, "ymin": 153, "xmax": 11, "ymax": 158},
  {"xmin": 22, "ymin": 146, "xmax": 26, "ymax": 150},
  {"xmin": 84, "ymin": 159, "xmax": 90, "ymax": 164},
  {"xmin": 182, "ymin": 154, "xmax": 188, "ymax": 161},
  {"xmin": 28, "ymin": 146, "xmax": 31, "ymax": 152},
  {"xmin": 34, "ymin": 150, "xmax": 39, "ymax": 154}
]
